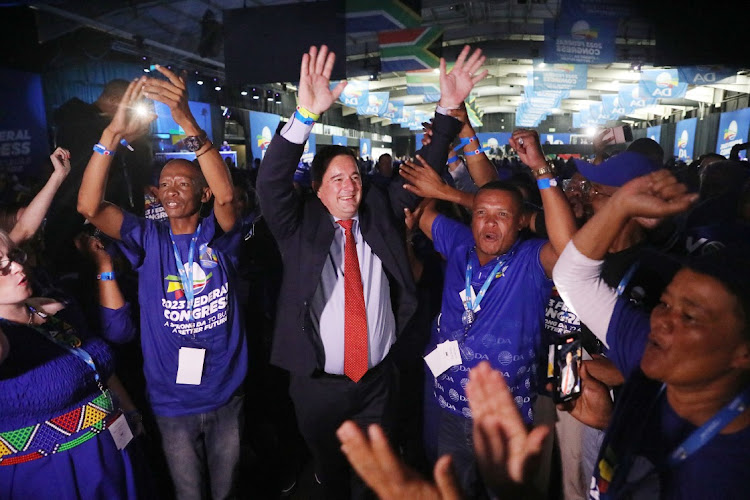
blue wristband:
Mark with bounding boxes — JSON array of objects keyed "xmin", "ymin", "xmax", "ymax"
[
  {"xmin": 294, "ymin": 109, "xmax": 316, "ymax": 126},
  {"xmin": 447, "ymin": 155, "xmax": 459, "ymax": 164},
  {"xmin": 537, "ymin": 178, "xmax": 558, "ymax": 190},
  {"xmin": 464, "ymin": 147, "xmax": 490, "ymax": 157},
  {"xmin": 93, "ymin": 143, "xmax": 115, "ymax": 156},
  {"xmin": 97, "ymin": 271, "xmax": 116, "ymax": 281},
  {"xmin": 119, "ymin": 138, "xmax": 134, "ymax": 151}
]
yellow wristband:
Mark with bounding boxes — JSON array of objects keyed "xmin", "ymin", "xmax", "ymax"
[{"xmin": 296, "ymin": 106, "xmax": 321, "ymax": 121}]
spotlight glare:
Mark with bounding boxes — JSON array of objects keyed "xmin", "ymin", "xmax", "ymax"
[
  {"xmin": 134, "ymin": 102, "xmax": 150, "ymax": 117},
  {"xmin": 585, "ymin": 126, "xmax": 597, "ymax": 137}
]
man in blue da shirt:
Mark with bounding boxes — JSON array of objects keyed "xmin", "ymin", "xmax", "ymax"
[
  {"xmin": 405, "ymin": 130, "xmax": 576, "ymax": 497},
  {"xmin": 78, "ymin": 67, "xmax": 246, "ymax": 499}
]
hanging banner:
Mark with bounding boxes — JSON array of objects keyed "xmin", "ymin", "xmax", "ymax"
[
  {"xmin": 639, "ymin": 69, "xmax": 688, "ymax": 100},
  {"xmin": 357, "ymin": 91, "xmax": 390, "ymax": 116},
  {"xmin": 532, "ymin": 62, "xmax": 588, "ymax": 91},
  {"xmin": 601, "ymin": 94, "xmax": 625, "ymax": 120},
  {"xmin": 332, "ymin": 135, "xmax": 348, "ymax": 146},
  {"xmin": 674, "ymin": 118, "xmax": 697, "ymax": 161},
  {"xmin": 345, "ymin": 0, "xmax": 421, "ymax": 33},
  {"xmin": 334, "ymin": 80, "xmax": 369, "ymax": 108},
  {"xmin": 406, "ymin": 70, "xmax": 441, "ymax": 103},
  {"xmin": 393, "ymin": 106, "xmax": 414, "ymax": 125},
  {"xmin": 359, "ymin": 137, "xmax": 372, "ymax": 159},
  {"xmin": 466, "ymin": 96, "xmax": 483, "ymax": 128},
  {"xmin": 301, "ymin": 133, "xmax": 316, "ymax": 164},
  {"xmin": 588, "ymin": 102, "xmax": 608, "ymax": 124},
  {"xmin": 382, "ymin": 100, "xmax": 404, "ymax": 121},
  {"xmin": 646, "ymin": 125, "xmax": 662, "ymax": 144},
  {"xmin": 0, "ymin": 68, "xmax": 49, "ymax": 177},
  {"xmin": 249, "ymin": 110, "xmax": 280, "ymax": 161},
  {"xmin": 678, "ymin": 66, "xmax": 737, "ymax": 86},
  {"xmin": 378, "ymin": 26, "xmax": 443, "ymax": 72},
  {"xmin": 618, "ymin": 84, "xmax": 657, "ymax": 113},
  {"xmin": 543, "ymin": 14, "xmax": 618, "ymax": 65},
  {"xmin": 716, "ymin": 108, "xmax": 750, "ymax": 158}
]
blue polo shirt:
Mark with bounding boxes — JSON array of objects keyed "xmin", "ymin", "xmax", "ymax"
[{"xmin": 429, "ymin": 215, "xmax": 551, "ymax": 423}]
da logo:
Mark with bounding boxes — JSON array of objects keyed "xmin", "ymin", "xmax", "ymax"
[
  {"xmin": 256, "ymin": 126, "xmax": 273, "ymax": 152},
  {"xmin": 570, "ymin": 20, "xmax": 598, "ymax": 40},
  {"xmin": 361, "ymin": 142, "xmax": 368, "ymax": 156},
  {"xmin": 629, "ymin": 86, "xmax": 647, "ymax": 107},
  {"xmin": 486, "ymin": 137, "xmax": 499, "ymax": 149},
  {"xmin": 678, "ymin": 130, "xmax": 689, "ymax": 149},
  {"xmin": 199, "ymin": 243, "xmax": 218, "ymax": 269},
  {"xmin": 653, "ymin": 72, "xmax": 679, "ymax": 97},
  {"xmin": 724, "ymin": 120, "xmax": 738, "ymax": 141},
  {"xmin": 343, "ymin": 87, "xmax": 363, "ymax": 106},
  {"xmin": 165, "ymin": 263, "xmax": 211, "ymax": 300}
]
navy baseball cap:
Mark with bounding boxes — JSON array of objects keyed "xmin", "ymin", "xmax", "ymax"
[{"xmin": 573, "ymin": 151, "xmax": 659, "ymax": 187}]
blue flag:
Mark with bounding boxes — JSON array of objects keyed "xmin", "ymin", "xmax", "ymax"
[{"xmin": 640, "ymin": 69, "xmax": 688, "ymax": 99}]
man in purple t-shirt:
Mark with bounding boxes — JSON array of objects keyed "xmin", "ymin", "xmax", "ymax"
[{"xmin": 78, "ymin": 67, "xmax": 246, "ymax": 499}]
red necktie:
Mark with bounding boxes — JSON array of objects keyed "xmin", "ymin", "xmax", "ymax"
[{"xmin": 337, "ymin": 219, "xmax": 368, "ymax": 382}]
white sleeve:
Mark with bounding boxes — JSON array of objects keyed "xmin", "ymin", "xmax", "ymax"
[
  {"xmin": 552, "ymin": 241, "xmax": 618, "ymax": 346},
  {"xmin": 280, "ymin": 114, "xmax": 313, "ymax": 145}
]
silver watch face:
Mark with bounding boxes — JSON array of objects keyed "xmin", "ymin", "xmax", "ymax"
[{"xmin": 184, "ymin": 135, "xmax": 205, "ymax": 152}]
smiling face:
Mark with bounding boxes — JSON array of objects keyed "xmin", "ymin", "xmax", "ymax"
[
  {"xmin": 158, "ymin": 160, "xmax": 210, "ymax": 220},
  {"xmin": 316, "ymin": 154, "xmax": 362, "ymax": 220},
  {"xmin": 471, "ymin": 188, "xmax": 524, "ymax": 265},
  {"xmin": 642, "ymin": 268, "xmax": 750, "ymax": 388}
]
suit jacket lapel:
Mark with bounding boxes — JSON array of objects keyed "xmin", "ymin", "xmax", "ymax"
[{"xmin": 359, "ymin": 203, "xmax": 409, "ymax": 288}]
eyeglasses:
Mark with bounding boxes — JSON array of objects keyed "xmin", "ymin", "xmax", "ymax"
[{"xmin": 0, "ymin": 248, "xmax": 27, "ymax": 275}]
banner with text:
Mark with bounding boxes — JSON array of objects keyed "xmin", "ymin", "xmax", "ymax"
[
  {"xmin": 640, "ymin": 69, "xmax": 688, "ymax": 100},
  {"xmin": 382, "ymin": 100, "xmax": 404, "ymax": 121},
  {"xmin": 357, "ymin": 91, "xmax": 390, "ymax": 116},
  {"xmin": 249, "ymin": 110, "xmax": 280, "ymax": 161},
  {"xmin": 543, "ymin": 13, "xmax": 618, "ymax": 65},
  {"xmin": 674, "ymin": 118, "xmax": 697, "ymax": 161},
  {"xmin": 359, "ymin": 137, "xmax": 372, "ymax": 159},
  {"xmin": 0, "ymin": 68, "xmax": 49, "ymax": 176},
  {"xmin": 335, "ymin": 80, "xmax": 369, "ymax": 108},
  {"xmin": 532, "ymin": 62, "xmax": 588, "ymax": 91},
  {"xmin": 678, "ymin": 66, "xmax": 736, "ymax": 86},
  {"xmin": 618, "ymin": 84, "xmax": 657, "ymax": 114},
  {"xmin": 716, "ymin": 108, "xmax": 750, "ymax": 159}
]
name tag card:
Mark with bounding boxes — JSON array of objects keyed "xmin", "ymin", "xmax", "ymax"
[
  {"xmin": 176, "ymin": 347, "xmax": 206, "ymax": 385},
  {"xmin": 109, "ymin": 414, "xmax": 134, "ymax": 450},
  {"xmin": 424, "ymin": 340, "xmax": 462, "ymax": 378}
]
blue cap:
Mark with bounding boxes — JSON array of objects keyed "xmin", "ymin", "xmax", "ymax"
[{"xmin": 573, "ymin": 151, "xmax": 659, "ymax": 187}]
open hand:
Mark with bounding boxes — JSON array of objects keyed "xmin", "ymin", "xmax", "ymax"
[
  {"xmin": 337, "ymin": 421, "xmax": 463, "ymax": 500},
  {"xmin": 467, "ymin": 361, "xmax": 550, "ymax": 497},
  {"xmin": 107, "ymin": 78, "xmax": 155, "ymax": 141},
  {"xmin": 143, "ymin": 66, "xmax": 198, "ymax": 135},
  {"xmin": 298, "ymin": 45, "xmax": 346, "ymax": 115},
  {"xmin": 439, "ymin": 46, "xmax": 488, "ymax": 109}
]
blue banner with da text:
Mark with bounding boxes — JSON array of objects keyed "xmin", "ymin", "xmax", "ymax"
[
  {"xmin": 716, "ymin": 108, "xmax": 750, "ymax": 159},
  {"xmin": 674, "ymin": 118, "xmax": 697, "ymax": 161},
  {"xmin": 249, "ymin": 111, "xmax": 280, "ymax": 161}
]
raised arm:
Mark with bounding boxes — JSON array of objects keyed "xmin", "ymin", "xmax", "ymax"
[
  {"xmin": 509, "ymin": 129, "xmax": 576, "ymax": 277},
  {"xmin": 448, "ymin": 106, "xmax": 498, "ymax": 187},
  {"xmin": 144, "ymin": 65, "xmax": 237, "ymax": 232},
  {"xmin": 257, "ymin": 45, "xmax": 346, "ymax": 238},
  {"xmin": 78, "ymin": 79, "xmax": 154, "ymax": 239},
  {"xmin": 10, "ymin": 147, "xmax": 71, "ymax": 244}
]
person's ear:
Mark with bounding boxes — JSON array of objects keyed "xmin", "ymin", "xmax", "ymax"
[
  {"xmin": 312, "ymin": 180, "xmax": 321, "ymax": 195},
  {"xmin": 730, "ymin": 340, "xmax": 750, "ymax": 371},
  {"xmin": 201, "ymin": 187, "xmax": 212, "ymax": 203}
]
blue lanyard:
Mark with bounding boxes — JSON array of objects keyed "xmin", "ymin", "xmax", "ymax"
[
  {"xmin": 463, "ymin": 241, "xmax": 517, "ymax": 315},
  {"xmin": 169, "ymin": 223, "xmax": 201, "ymax": 319},
  {"xmin": 668, "ymin": 385, "xmax": 750, "ymax": 466},
  {"xmin": 616, "ymin": 261, "xmax": 640, "ymax": 297}
]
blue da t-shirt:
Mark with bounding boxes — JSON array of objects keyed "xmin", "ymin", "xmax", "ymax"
[
  {"xmin": 119, "ymin": 211, "xmax": 247, "ymax": 417},
  {"xmin": 430, "ymin": 215, "xmax": 551, "ymax": 423},
  {"xmin": 590, "ymin": 299, "xmax": 750, "ymax": 499}
]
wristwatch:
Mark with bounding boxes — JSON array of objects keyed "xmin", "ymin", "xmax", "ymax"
[
  {"xmin": 184, "ymin": 132, "xmax": 208, "ymax": 152},
  {"xmin": 532, "ymin": 160, "xmax": 556, "ymax": 177}
]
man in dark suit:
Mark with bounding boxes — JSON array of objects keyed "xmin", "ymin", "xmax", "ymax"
[{"xmin": 257, "ymin": 44, "xmax": 486, "ymax": 499}]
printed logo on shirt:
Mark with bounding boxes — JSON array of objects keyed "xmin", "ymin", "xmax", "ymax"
[{"xmin": 165, "ymin": 263, "xmax": 212, "ymax": 299}]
